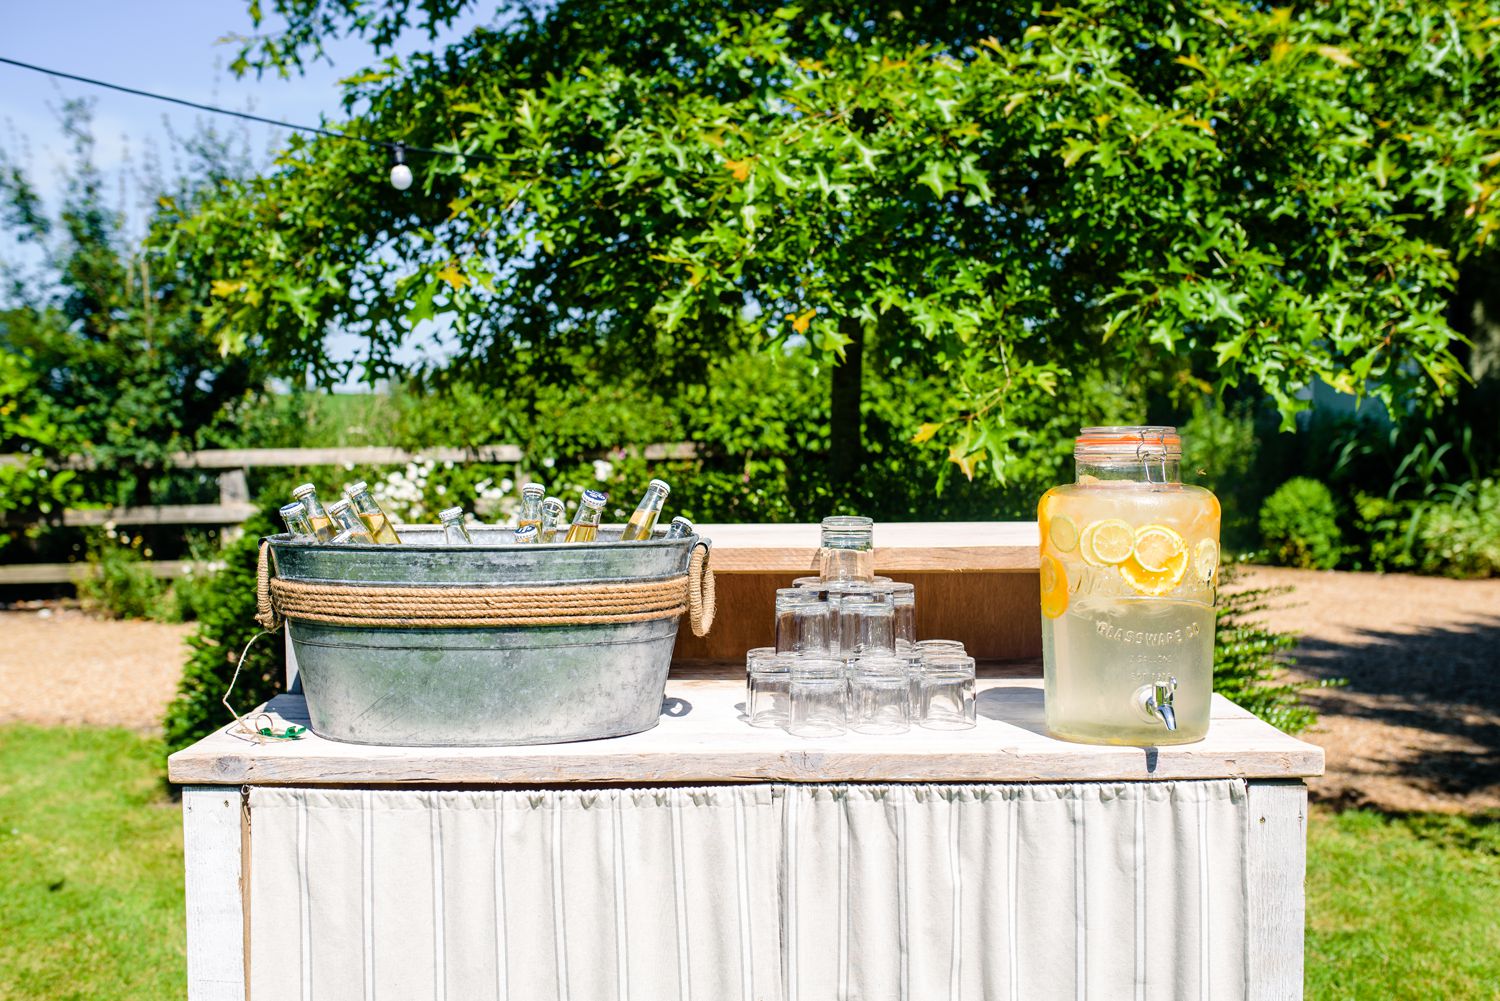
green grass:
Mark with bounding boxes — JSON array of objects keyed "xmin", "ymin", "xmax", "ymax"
[
  {"xmin": 2, "ymin": 725, "xmax": 1498, "ymax": 1000},
  {"xmin": 1306, "ymin": 806, "xmax": 1500, "ymax": 1000},
  {"xmin": 0, "ymin": 727, "xmax": 184, "ymax": 1001}
]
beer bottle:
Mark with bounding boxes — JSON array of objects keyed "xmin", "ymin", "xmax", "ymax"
[
  {"xmin": 326, "ymin": 498, "xmax": 376, "ymax": 544},
  {"xmin": 343, "ymin": 480, "xmax": 402, "ymax": 544},
  {"xmin": 517, "ymin": 483, "xmax": 546, "ymax": 534},
  {"xmin": 564, "ymin": 490, "xmax": 608, "ymax": 543},
  {"xmin": 539, "ymin": 496, "xmax": 566, "ymax": 543},
  {"xmin": 279, "ymin": 501, "xmax": 316, "ymax": 540},
  {"xmin": 291, "ymin": 483, "xmax": 336, "ymax": 542},
  {"xmin": 514, "ymin": 525, "xmax": 539, "ymax": 544},
  {"xmin": 439, "ymin": 506, "xmax": 474, "ymax": 545},
  {"xmin": 664, "ymin": 515, "xmax": 694, "ymax": 539},
  {"xmin": 620, "ymin": 479, "xmax": 670, "ymax": 541}
]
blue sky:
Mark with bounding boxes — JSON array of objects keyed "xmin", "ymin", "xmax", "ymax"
[{"xmin": 0, "ymin": 0, "xmax": 495, "ymax": 381}]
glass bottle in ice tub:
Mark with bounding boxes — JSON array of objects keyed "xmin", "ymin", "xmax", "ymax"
[{"xmin": 1038, "ymin": 426, "xmax": 1220, "ymax": 745}]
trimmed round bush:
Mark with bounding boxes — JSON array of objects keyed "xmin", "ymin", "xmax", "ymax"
[{"xmin": 1259, "ymin": 478, "xmax": 1344, "ymax": 570}]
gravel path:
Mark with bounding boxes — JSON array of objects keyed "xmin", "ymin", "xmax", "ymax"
[
  {"xmin": 1235, "ymin": 567, "xmax": 1500, "ymax": 815},
  {"xmin": 3, "ymin": 569, "xmax": 1498, "ymax": 813},
  {"xmin": 0, "ymin": 609, "xmax": 192, "ymax": 731}
]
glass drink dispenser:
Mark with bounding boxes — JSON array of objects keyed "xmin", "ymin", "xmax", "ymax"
[{"xmin": 1038, "ymin": 426, "xmax": 1220, "ymax": 744}]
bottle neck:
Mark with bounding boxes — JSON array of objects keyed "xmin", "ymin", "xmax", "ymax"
[
  {"xmin": 573, "ymin": 505, "xmax": 603, "ymax": 527},
  {"xmin": 1075, "ymin": 455, "xmax": 1181, "ymax": 484}
]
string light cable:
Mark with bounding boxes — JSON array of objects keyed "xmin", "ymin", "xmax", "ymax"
[{"xmin": 0, "ymin": 54, "xmax": 496, "ymax": 186}]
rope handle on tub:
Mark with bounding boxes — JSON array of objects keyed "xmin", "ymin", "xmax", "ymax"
[{"xmin": 254, "ymin": 537, "xmax": 716, "ymax": 633}]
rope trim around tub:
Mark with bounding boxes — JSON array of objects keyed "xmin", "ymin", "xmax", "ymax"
[{"xmin": 255, "ymin": 539, "xmax": 716, "ymax": 635}]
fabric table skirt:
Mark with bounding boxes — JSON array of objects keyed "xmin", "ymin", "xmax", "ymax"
[{"xmin": 248, "ymin": 780, "xmax": 1248, "ymax": 1001}]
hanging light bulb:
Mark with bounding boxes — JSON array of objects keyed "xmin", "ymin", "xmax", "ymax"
[{"xmin": 389, "ymin": 142, "xmax": 413, "ymax": 191}]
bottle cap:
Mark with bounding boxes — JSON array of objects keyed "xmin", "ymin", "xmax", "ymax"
[
  {"xmin": 649, "ymin": 478, "xmax": 670, "ymax": 495},
  {"xmin": 542, "ymin": 496, "xmax": 563, "ymax": 510},
  {"xmin": 514, "ymin": 525, "xmax": 538, "ymax": 540},
  {"xmin": 292, "ymin": 483, "xmax": 316, "ymax": 499},
  {"xmin": 438, "ymin": 506, "xmax": 464, "ymax": 521},
  {"xmin": 670, "ymin": 516, "xmax": 693, "ymax": 528},
  {"xmin": 580, "ymin": 489, "xmax": 608, "ymax": 508},
  {"xmin": 522, "ymin": 482, "xmax": 546, "ymax": 499},
  {"xmin": 327, "ymin": 498, "xmax": 352, "ymax": 515},
  {"xmin": 343, "ymin": 480, "xmax": 368, "ymax": 496},
  {"xmin": 278, "ymin": 502, "xmax": 306, "ymax": 517}
]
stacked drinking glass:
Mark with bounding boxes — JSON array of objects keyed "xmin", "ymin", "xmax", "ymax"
[{"xmin": 744, "ymin": 516, "xmax": 977, "ymax": 736}]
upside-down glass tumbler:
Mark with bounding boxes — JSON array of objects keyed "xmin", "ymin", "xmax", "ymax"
[
  {"xmin": 849, "ymin": 655, "xmax": 911, "ymax": 734},
  {"xmin": 920, "ymin": 654, "xmax": 977, "ymax": 731},
  {"xmin": 788, "ymin": 659, "xmax": 848, "ymax": 738}
]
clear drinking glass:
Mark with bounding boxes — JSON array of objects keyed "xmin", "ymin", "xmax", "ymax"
[
  {"xmin": 920, "ymin": 654, "xmax": 977, "ymax": 730},
  {"xmin": 874, "ymin": 581, "xmax": 916, "ymax": 651},
  {"xmin": 788, "ymin": 659, "xmax": 848, "ymax": 737},
  {"xmin": 819, "ymin": 516, "xmax": 875, "ymax": 583},
  {"xmin": 774, "ymin": 588, "xmax": 834, "ymax": 657},
  {"xmin": 794, "ymin": 574, "xmax": 890, "ymax": 591},
  {"xmin": 837, "ymin": 591, "xmax": 895, "ymax": 659},
  {"xmin": 849, "ymin": 655, "xmax": 910, "ymax": 734},
  {"xmin": 745, "ymin": 647, "xmax": 790, "ymax": 728}
]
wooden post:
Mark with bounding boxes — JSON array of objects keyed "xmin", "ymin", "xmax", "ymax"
[
  {"xmin": 1245, "ymin": 780, "xmax": 1309, "ymax": 1001},
  {"xmin": 218, "ymin": 470, "xmax": 250, "ymax": 547},
  {"xmin": 182, "ymin": 785, "xmax": 247, "ymax": 1001}
]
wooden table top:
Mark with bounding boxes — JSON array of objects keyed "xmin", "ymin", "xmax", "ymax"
[{"xmin": 168, "ymin": 679, "xmax": 1323, "ymax": 787}]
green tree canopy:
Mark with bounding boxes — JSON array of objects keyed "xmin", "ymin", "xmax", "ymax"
[
  {"xmin": 177, "ymin": 0, "xmax": 1499, "ymax": 480},
  {"xmin": 0, "ymin": 103, "xmax": 260, "ymax": 527}
]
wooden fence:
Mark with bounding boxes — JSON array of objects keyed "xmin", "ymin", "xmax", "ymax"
[{"xmin": 0, "ymin": 442, "xmax": 697, "ymax": 584}]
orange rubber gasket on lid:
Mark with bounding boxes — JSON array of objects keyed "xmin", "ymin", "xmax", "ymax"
[{"xmin": 1075, "ymin": 432, "xmax": 1181, "ymax": 448}]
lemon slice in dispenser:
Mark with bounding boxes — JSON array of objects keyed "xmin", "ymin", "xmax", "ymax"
[
  {"xmin": 1040, "ymin": 554, "xmax": 1069, "ymax": 618},
  {"xmin": 1195, "ymin": 538, "xmax": 1220, "ymax": 584},
  {"xmin": 1118, "ymin": 548, "xmax": 1189, "ymax": 596},
  {"xmin": 1048, "ymin": 514, "xmax": 1079, "ymax": 554},
  {"xmin": 1131, "ymin": 524, "xmax": 1187, "ymax": 573},
  {"xmin": 1080, "ymin": 518, "xmax": 1134, "ymax": 567}
]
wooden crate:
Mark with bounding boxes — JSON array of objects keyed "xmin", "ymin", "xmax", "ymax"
[{"xmin": 671, "ymin": 522, "xmax": 1041, "ymax": 667}]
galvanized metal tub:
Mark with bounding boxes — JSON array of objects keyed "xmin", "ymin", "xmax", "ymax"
[{"xmin": 267, "ymin": 526, "xmax": 701, "ymax": 747}]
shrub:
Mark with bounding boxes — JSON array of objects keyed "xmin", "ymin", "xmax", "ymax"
[
  {"xmin": 163, "ymin": 513, "xmax": 285, "ymax": 756},
  {"xmin": 76, "ymin": 534, "xmax": 171, "ymax": 620},
  {"xmin": 1259, "ymin": 478, "xmax": 1344, "ymax": 570},
  {"xmin": 1213, "ymin": 568, "xmax": 1325, "ymax": 734},
  {"xmin": 1350, "ymin": 491, "xmax": 1420, "ymax": 573},
  {"xmin": 1414, "ymin": 478, "xmax": 1500, "ymax": 578}
]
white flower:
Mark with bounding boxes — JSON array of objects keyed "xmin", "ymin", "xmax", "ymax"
[
  {"xmin": 435, "ymin": 484, "xmax": 447, "ymax": 496},
  {"xmin": 592, "ymin": 459, "xmax": 613, "ymax": 482},
  {"xmin": 343, "ymin": 462, "xmax": 355, "ymax": 471},
  {"xmin": 500, "ymin": 478, "xmax": 514, "ymax": 493},
  {"xmin": 542, "ymin": 457, "xmax": 556, "ymax": 469}
]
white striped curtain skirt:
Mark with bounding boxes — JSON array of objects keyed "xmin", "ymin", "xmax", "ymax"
[{"xmin": 248, "ymin": 781, "xmax": 1248, "ymax": 1001}]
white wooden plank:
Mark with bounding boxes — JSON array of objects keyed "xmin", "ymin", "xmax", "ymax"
[
  {"xmin": 63, "ymin": 503, "xmax": 259, "ymax": 527},
  {"xmin": 1246, "ymin": 781, "xmax": 1308, "ymax": 1001},
  {"xmin": 1, "ymin": 442, "xmax": 697, "ymax": 471},
  {"xmin": 168, "ymin": 680, "xmax": 1324, "ymax": 787},
  {"xmin": 699, "ymin": 521, "xmax": 1040, "ymax": 572},
  {"xmin": 0, "ymin": 559, "xmax": 223, "ymax": 585},
  {"xmin": 182, "ymin": 785, "xmax": 247, "ymax": 1001}
]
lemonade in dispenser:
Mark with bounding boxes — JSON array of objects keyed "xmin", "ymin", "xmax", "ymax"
[{"xmin": 1039, "ymin": 426, "xmax": 1220, "ymax": 744}]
